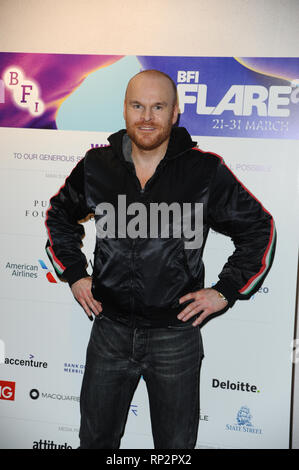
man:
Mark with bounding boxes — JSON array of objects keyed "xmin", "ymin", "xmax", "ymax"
[{"xmin": 45, "ymin": 70, "xmax": 276, "ymax": 449}]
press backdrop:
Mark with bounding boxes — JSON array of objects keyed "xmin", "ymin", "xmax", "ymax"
[{"xmin": 0, "ymin": 0, "xmax": 298, "ymax": 450}]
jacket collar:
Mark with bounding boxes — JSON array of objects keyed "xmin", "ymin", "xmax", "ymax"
[{"xmin": 107, "ymin": 127, "xmax": 197, "ymax": 162}]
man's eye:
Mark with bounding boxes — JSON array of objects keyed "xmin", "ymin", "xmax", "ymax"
[
  {"xmin": 133, "ymin": 104, "xmax": 142, "ymax": 109},
  {"xmin": 154, "ymin": 105, "xmax": 163, "ymax": 111}
]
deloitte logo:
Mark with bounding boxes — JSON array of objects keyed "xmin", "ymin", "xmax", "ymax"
[{"xmin": 212, "ymin": 378, "xmax": 260, "ymax": 393}]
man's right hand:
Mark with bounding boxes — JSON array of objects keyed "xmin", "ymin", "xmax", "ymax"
[{"xmin": 71, "ymin": 277, "xmax": 102, "ymax": 320}]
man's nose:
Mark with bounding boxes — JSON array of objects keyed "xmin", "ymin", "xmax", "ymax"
[{"xmin": 142, "ymin": 106, "xmax": 153, "ymax": 121}]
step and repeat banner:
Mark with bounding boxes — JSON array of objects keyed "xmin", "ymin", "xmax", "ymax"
[{"xmin": 0, "ymin": 52, "xmax": 298, "ymax": 449}]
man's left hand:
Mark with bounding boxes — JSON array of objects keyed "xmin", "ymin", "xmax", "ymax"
[{"xmin": 178, "ymin": 288, "xmax": 228, "ymax": 327}]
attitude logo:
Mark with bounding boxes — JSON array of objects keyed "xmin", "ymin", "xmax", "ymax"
[
  {"xmin": 38, "ymin": 259, "xmax": 57, "ymax": 283},
  {"xmin": 226, "ymin": 406, "xmax": 262, "ymax": 435},
  {"xmin": 2, "ymin": 66, "xmax": 44, "ymax": 116}
]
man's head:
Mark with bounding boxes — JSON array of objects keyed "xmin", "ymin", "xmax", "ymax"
[{"xmin": 123, "ymin": 70, "xmax": 179, "ymax": 152}]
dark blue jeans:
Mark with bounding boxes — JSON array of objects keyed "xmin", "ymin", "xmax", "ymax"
[{"xmin": 79, "ymin": 314, "xmax": 204, "ymax": 449}]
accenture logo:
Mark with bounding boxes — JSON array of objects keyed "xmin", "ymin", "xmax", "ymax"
[{"xmin": 212, "ymin": 378, "xmax": 260, "ymax": 393}]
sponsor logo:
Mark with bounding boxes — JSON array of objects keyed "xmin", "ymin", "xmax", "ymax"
[
  {"xmin": 5, "ymin": 258, "xmax": 57, "ymax": 283},
  {"xmin": 212, "ymin": 378, "xmax": 260, "ymax": 393},
  {"xmin": 176, "ymin": 70, "xmax": 298, "ymax": 117},
  {"xmin": 226, "ymin": 406, "xmax": 262, "ymax": 435},
  {"xmin": 0, "ymin": 380, "xmax": 16, "ymax": 401},
  {"xmin": 250, "ymin": 286, "xmax": 269, "ymax": 301},
  {"xmin": 5, "ymin": 261, "xmax": 38, "ymax": 279},
  {"xmin": 38, "ymin": 259, "xmax": 57, "ymax": 283},
  {"xmin": 130, "ymin": 404, "xmax": 138, "ymax": 416},
  {"xmin": 25, "ymin": 199, "xmax": 49, "ymax": 219},
  {"xmin": 200, "ymin": 411, "xmax": 209, "ymax": 422},
  {"xmin": 29, "ymin": 388, "xmax": 79, "ymax": 402},
  {"xmin": 32, "ymin": 440, "xmax": 72, "ymax": 449},
  {"xmin": 4, "ymin": 354, "xmax": 48, "ymax": 369},
  {"xmin": 3, "ymin": 66, "xmax": 44, "ymax": 116},
  {"xmin": 64, "ymin": 362, "xmax": 85, "ymax": 375}
]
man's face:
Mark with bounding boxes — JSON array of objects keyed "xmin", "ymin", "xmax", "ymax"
[{"xmin": 123, "ymin": 73, "xmax": 178, "ymax": 152}]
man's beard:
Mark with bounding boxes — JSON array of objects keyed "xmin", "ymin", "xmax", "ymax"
[{"xmin": 126, "ymin": 119, "xmax": 173, "ymax": 151}]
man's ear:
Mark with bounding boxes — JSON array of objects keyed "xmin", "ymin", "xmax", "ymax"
[
  {"xmin": 172, "ymin": 103, "xmax": 179, "ymax": 125},
  {"xmin": 123, "ymin": 100, "xmax": 127, "ymax": 121}
]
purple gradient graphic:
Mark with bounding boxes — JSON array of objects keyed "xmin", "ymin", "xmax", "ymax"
[
  {"xmin": 0, "ymin": 52, "xmax": 123, "ymax": 129},
  {"xmin": 237, "ymin": 57, "xmax": 299, "ymax": 82},
  {"xmin": 1, "ymin": 53, "xmax": 298, "ymax": 139}
]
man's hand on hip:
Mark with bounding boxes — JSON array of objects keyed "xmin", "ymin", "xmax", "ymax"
[
  {"xmin": 178, "ymin": 288, "xmax": 228, "ymax": 327},
  {"xmin": 71, "ymin": 277, "xmax": 102, "ymax": 320}
]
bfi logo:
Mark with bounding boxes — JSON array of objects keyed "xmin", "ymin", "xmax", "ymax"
[
  {"xmin": 2, "ymin": 66, "xmax": 44, "ymax": 116},
  {"xmin": 0, "ymin": 380, "xmax": 16, "ymax": 401}
]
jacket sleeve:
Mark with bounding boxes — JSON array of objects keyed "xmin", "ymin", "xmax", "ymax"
[
  {"xmin": 45, "ymin": 157, "xmax": 92, "ymax": 286},
  {"xmin": 207, "ymin": 156, "xmax": 277, "ymax": 307}
]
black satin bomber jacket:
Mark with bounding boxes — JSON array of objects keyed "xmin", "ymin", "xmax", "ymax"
[{"xmin": 45, "ymin": 127, "xmax": 276, "ymax": 327}]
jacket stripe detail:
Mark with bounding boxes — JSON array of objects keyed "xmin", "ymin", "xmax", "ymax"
[
  {"xmin": 239, "ymin": 220, "xmax": 276, "ymax": 294},
  {"xmin": 192, "ymin": 147, "xmax": 275, "ymax": 295},
  {"xmin": 46, "ymin": 244, "xmax": 65, "ymax": 275},
  {"xmin": 45, "ymin": 182, "xmax": 69, "ymax": 275}
]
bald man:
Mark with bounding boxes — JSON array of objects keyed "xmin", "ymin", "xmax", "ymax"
[{"xmin": 45, "ymin": 70, "xmax": 276, "ymax": 449}]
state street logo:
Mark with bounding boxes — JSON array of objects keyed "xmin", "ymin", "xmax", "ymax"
[
  {"xmin": 236, "ymin": 406, "xmax": 253, "ymax": 426},
  {"xmin": 226, "ymin": 406, "xmax": 263, "ymax": 435}
]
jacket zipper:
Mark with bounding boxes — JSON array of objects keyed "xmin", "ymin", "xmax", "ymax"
[{"xmin": 122, "ymin": 148, "xmax": 192, "ymax": 321}]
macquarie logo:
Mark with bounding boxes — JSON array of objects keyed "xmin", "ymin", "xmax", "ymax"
[
  {"xmin": 212, "ymin": 378, "xmax": 260, "ymax": 394},
  {"xmin": 29, "ymin": 388, "xmax": 79, "ymax": 403},
  {"xmin": 0, "ymin": 380, "xmax": 16, "ymax": 401}
]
